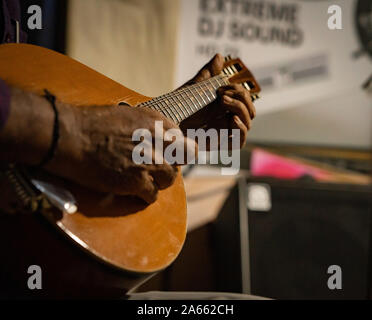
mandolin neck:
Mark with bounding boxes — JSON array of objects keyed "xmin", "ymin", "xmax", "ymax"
[{"xmin": 137, "ymin": 74, "xmax": 230, "ymax": 124}]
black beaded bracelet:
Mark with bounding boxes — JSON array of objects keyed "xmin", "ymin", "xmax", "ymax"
[{"xmin": 37, "ymin": 89, "xmax": 60, "ymax": 167}]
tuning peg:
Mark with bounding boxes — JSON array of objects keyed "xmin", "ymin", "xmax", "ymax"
[
  {"xmin": 243, "ymin": 82, "xmax": 250, "ymax": 90},
  {"xmin": 250, "ymin": 93, "xmax": 260, "ymax": 101}
]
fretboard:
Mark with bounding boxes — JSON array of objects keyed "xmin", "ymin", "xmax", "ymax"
[{"xmin": 137, "ymin": 74, "xmax": 229, "ymax": 124}]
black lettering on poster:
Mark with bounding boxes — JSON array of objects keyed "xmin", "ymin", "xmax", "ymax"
[{"xmin": 197, "ymin": 0, "xmax": 304, "ymax": 47}]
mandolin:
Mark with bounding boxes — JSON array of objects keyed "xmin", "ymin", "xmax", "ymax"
[{"xmin": 0, "ymin": 43, "xmax": 260, "ymax": 298}]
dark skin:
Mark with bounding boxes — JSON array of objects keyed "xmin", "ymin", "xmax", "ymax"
[
  {"xmin": 180, "ymin": 53, "xmax": 256, "ymax": 148},
  {"xmin": 0, "ymin": 54, "xmax": 256, "ymax": 204}
]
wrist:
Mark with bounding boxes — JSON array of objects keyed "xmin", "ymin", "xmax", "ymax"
[
  {"xmin": 0, "ymin": 87, "xmax": 55, "ymax": 165},
  {"xmin": 45, "ymin": 102, "xmax": 84, "ymax": 175}
]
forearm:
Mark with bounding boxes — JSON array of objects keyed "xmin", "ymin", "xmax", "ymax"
[{"xmin": 0, "ymin": 86, "xmax": 62, "ymax": 165}]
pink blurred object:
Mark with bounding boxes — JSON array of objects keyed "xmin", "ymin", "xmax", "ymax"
[{"xmin": 250, "ymin": 148, "xmax": 332, "ymax": 181}]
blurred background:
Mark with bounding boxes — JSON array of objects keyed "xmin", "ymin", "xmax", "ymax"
[{"xmin": 20, "ymin": 0, "xmax": 372, "ymax": 299}]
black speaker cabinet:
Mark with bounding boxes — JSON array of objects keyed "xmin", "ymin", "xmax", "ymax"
[{"xmin": 214, "ymin": 177, "xmax": 372, "ymax": 299}]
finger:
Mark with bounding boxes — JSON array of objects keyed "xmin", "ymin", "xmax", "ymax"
[
  {"xmin": 248, "ymin": 97, "xmax": 256, "ymax": 119},
  {"xmin": 162, "ymin": 117, "xmax": 179, "ymax": 131},
  {"xmin": 136, "ymin": 170, "xmax": 159, "ymax": 204},
  {"xmin": 222, "ymin": 95, "xmax": 252, "ymax": 130},
  {"xmin": 208, "ymin": 53, "xmax": 224, "ymax": 76},
  {"xmin": 162, "ymin": 127, "xmax": 198, "ymax": 165},
  {"xmin": 230, "ymin": 115, "xmax": 248, "ymax": 148},
  {"xmin": 204, "ymin": 115, "xmax": 229, "ymax": 132},
  {"xmin": 164, "ymin": 137, "xmax": 198, "ymax": 165},
  {"xmin": 224, "ymin": 90, "xmax": 256, "ymax": 119},
  {"xmin": 161, "ymin": 126, "xmax": 185, "ymax": 149},
  {"xmin": 184, "ymin": 136, "xmax": 198, "ymax": 164},
  {"xmin": 142, "ymin": 108, "xmax": 179, "ymax": 131},
  {"xmin": 217, "ymin": 84, "xmax": 244, "ymax": 95},
  {"xmin": 151, "ymin": 123, "xmax": 183, "ymax": 162},
  {"xmin": 193, "ymin": 53, "xmax": 224, "ymax": 82},
  {"xmin": 149, "ymin": 163, "xmax": 177, "ymax": 190}
]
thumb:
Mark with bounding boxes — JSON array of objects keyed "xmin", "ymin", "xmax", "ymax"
[{"xmin": 192, "ymin": 53, "xmax": 225, "ymax": 82}]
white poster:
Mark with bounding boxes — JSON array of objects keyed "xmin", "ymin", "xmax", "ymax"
[{"xmin": 175, "ymin": 0, "xmax": 372, "ymax": 114}]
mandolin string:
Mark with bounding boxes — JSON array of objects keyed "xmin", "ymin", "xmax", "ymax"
[
  {"xmin": 138, "ymin": 74, "xmax": 230, "ymax": 123},
  {"xmin": 138, "ymin": 74, "xmax": 234, "ymax": 124},
  {"xmin": 144, "ymin": 65, "xmax": 244, "ymax": 122},
  {"xmin": 171, "ymin": 75, "xmax": 229, "ymax": 122},
  {"xmin": 148, "ymin": 78, "xmax": 222, "ymax": 121},
  {"xmin": 144, "ymin": 79, "xmax": 227, "ymax": 116},
  {"xmin": 142, "ymin": 75, "xmax": 227, "ymax": 110},
  {"xmin": 140, "ymin": 74, "xmax": 228, "ymax": 112},
  {"xmin": 140, "ymin": 86, "xmax": 205, "ymax": 122},
  {"xmin": 152, "ymin": 59, "xmax": 258, "ymax": 123}
]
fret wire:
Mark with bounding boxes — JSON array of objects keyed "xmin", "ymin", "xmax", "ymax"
[
  {"xmin": 195, "ymin": 82, "xmax": 211, "ymax": 103},
  {"xmin": 159, "ymin": 94, "xmax": 172, "ymax": 115},
  {"xmin": 213, "ymin": 77, "xmax": 222, "ymax": 87},
  {"xmin": 156, "ymin": 101, "xmax": 172, "ymax": 120},
  {"xmin": 215, "ymin": 75, "xmax": 228, "ymax": 87},
  {"xmin": 161, "ymin": 88, "xmax": 194, "ymax": 118},
  {"xmin": 149, "ymin": 104, "xmax": 159, "ymax": 112},
  {"xmin": 168, "ymin": 74, "xmax": 227, "ymax": 104},
  {"xmin": 139, "ymin": 74, "xmax": 229, "ymax": 118},
  {"xmin": 212, "ymin": 77, "xmax": 224, "ymax": 93},
  {"xmin": 201, "ymin": 80, "xmax": 217, "ymax": 101},
  {"xmin": 166, "ymin": 98, "xmax": 187, "ymax": 122},
  {"xmin": 189, "ymin": 89, "xmax": 201, "ymax": 113},
  {"xmin": 173, "ymin": 75, "xmax": 225, "ymax": 114},
  {"xmin": 210, "ymin": 75, "xmax": 221, "ymax": 88},
  {"xmin": 216, "ymin": 75, "xmax": 225, "ymax": 85},
  {"xmin": 204, "ymin": 80, "xmax": 216, "ymax": 100},
  {"xmin": 160, "ymin": 99, "xmax": 177, "ymax": 122},
  {"xmin": 168, "ymin": 98, "xmax": 185, "ymax": 123},
  {"xmin": 194, "ymin": 83, "xmax": 208, "ymax": 106},
  {"xmin": 148, "ymin": 90, "xmax": 175, "ymax": 108},
  {"xmin": 157, "ymin": 101, "xmax": 171, "ymax": 123},
  {"xmin": 188, "ymin": 85, "xmax": 204, "ymax": 111},
  {"xmin": 148, "ymin": 89, "xmax": 191, "ymax": 120},
  {"xmin": 167, "ymin": 95, "xmax": 187, "ymax": 122},
  {"xmin": 149, "ymin": 104, "xmax": 175, "ymax": 122},
  {"xmin": 141, "ymin": 74, "xmax": 227, "ymax": 109},
  {"xmin": 212, "ymin": 76, "xmax": 224, "ymax": 89},
  {"xmin": 178, "ymin": 89, "xmax": 197, "ymax": 115},
  {"xmin": 172, "ymin": 83, "xmax": 202, "ymax": 114},
  {"xmin": 199, "ymin": 81, "xmax": 214, "ymax": 103},
  {"xmin": 207, "ymin": 77, "xmax": 219, "ymax": 91},
  {"xmin": 169, "ymin": 94, "xmax": 189, "ymax": 120},
  {"xmin": 176, "ymin": 85, "xmax": 200, "ymax": 113},
  {"xmin": 187, "ymin": 88, "xmax": 203, "ymax": 114},
  {"xmin": 163, "ymin": 98, "xmax": 182, "ymax": 123},
  {"xmin": 150, "ymin": 101, "xmax": 162, "ymax": 112}
]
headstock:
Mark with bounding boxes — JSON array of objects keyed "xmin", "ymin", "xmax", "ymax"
[{"xmin": 222, "ymin": 55, "xmax": 261, "ymax": 101}]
